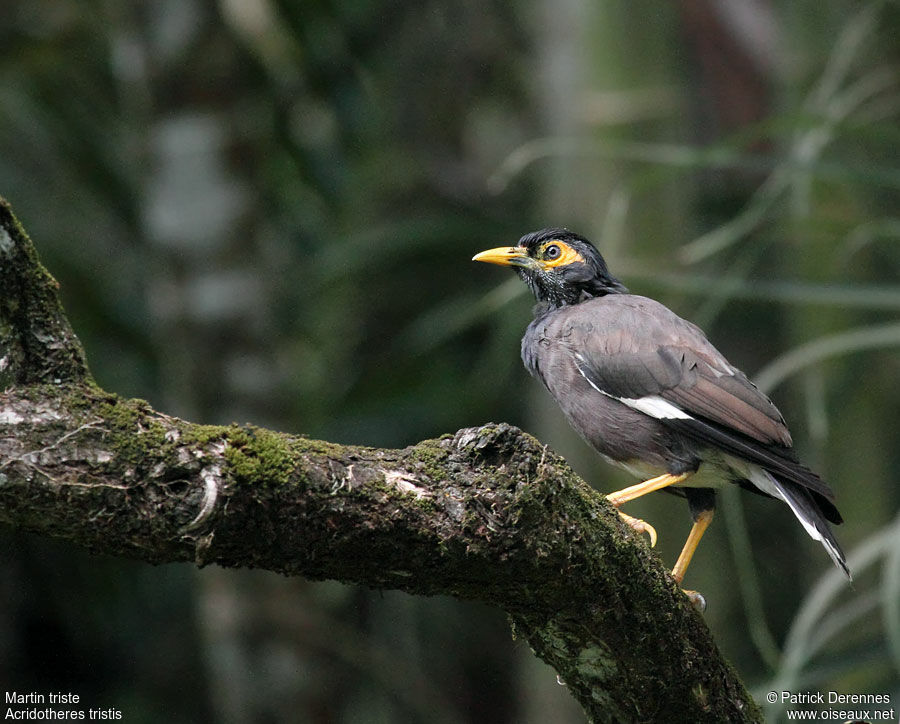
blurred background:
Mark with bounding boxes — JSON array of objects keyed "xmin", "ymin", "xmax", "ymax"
[{"xmin": 1, "ymin": 0, "xmax": 898, "ymax": 722}]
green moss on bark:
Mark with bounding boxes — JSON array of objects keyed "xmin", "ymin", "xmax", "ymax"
[{"xmin": 0, "ymin": 198, "xmax": 91, "ymax": 385}]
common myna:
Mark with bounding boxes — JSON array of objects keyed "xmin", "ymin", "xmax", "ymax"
[{"xmin": 474, "ymin": 228, "xmax": 848, "ymax": 595}]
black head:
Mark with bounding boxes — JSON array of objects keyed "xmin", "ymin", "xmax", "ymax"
[{"xmin": 472, "ymin": 228, "xmax": 627, "ymax": 307}]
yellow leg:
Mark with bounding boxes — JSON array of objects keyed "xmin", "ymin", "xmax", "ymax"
[
  {"xmin": 606, "ymin": 472, "xmax": 691, "ymax": 547},
  {"xmin": 605, "ymin": 472, "xmax": 691, "ymax": 507},
  {"xmin": 671, "ymin": 509, "xmax": 714, "ymax": 585}
]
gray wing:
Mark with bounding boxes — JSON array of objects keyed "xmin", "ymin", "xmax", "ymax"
[
  {"xmin": 561, "ymin": 296, "xmax": 790, "ymax": 444},
  {"xmin": 552, "ymin": 295, "xmax": 838, "ymax": 508}
]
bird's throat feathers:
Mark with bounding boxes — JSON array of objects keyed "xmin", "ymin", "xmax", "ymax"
[{"xmin": 520, "ymin": 266, "xmax": 628, "ymax": 311}]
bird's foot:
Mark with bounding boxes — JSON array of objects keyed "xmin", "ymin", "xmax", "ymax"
[
  {"xmin": 615, "ymin": 510, "xmax": 657, "ymax": 547},
  {"xmin": 681, "ymin": 588, "xmax": 707, "ymax": 612}
]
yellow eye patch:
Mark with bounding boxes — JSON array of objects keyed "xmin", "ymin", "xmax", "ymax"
[{"xmin": 539, "ymin": 241, "xmax": 584, "ymax": 268}]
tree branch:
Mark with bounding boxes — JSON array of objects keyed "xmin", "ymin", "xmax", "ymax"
[
  {"xmin": 0, "ymin": 200, "xmax": 90, "ymax": 386},
  {"xmin": 0, "ymin": 197, "xmax": 761, "ymax": 723}
]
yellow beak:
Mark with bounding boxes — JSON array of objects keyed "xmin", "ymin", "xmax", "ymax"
[{"xmin": 471, "ymin": 246, "xmax": 534, "ymax": 268}]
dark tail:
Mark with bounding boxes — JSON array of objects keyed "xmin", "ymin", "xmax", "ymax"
[{"xmin": 771, "ymin": 474, "xmax": 850, "ymax": 579}]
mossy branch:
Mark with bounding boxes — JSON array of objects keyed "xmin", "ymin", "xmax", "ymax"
[
  {"xmin": 0, "ymin": 197, "xmax": 761, "ymax": 724},
  {"xmin": 0, "ymin": 199, "xmax": 91, "ymax": 386}
]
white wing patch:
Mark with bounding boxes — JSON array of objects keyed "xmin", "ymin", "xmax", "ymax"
[
  {"xmin": 572, "ymin": 353, "xmax": 693, "ymax": 420},
  {"xmin": 619, "ymin": 395, "xmax": 692, "ymax": 420}
]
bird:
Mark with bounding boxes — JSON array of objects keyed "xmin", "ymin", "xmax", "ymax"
[{"xmin": 473, "ymin": 228, "xmax": 849, "ymax": 600}]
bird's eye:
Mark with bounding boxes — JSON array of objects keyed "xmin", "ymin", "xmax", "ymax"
[{"xmin": 544, "ymin": 244, "xmax": 561, "ymax": 260}]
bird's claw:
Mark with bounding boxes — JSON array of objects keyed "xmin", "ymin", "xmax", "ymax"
[
  {"xmin": 616, "ymin": 510, "xmax": 658, "ymax": 547},
  {"xmin": 681, "ymin": 589, "xmax": 707, "ymax": 612}
]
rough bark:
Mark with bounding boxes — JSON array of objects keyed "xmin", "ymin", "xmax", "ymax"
[{"xmin": 0, "ymin": 197, "xmax": 762, "ymax": 723}]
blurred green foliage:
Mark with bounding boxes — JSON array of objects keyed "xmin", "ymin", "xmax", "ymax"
[{"xmin": 1, "ymin": 1, "xmax": 898, "ymax": 722}]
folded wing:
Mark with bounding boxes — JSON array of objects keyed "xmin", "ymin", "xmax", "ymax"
[{"xmin": 562, "ymin": 295, "xmax": 841, "ymax": 522}]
